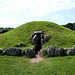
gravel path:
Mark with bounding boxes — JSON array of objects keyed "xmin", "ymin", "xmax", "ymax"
[{"xmin": 30, "ymin": 53, "xmax": 44, "ymax": 63}]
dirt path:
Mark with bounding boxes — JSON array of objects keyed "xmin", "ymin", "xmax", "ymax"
[{"xmin": 30, "ymin": 53, "xmax": 44, "ymax": 63}]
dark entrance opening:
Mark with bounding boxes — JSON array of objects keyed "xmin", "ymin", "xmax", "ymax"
[
  {"xmin": 31, "ymin": 31, "xmax": 45, "ymax": 52},
  {"xmin": 35, "ymin": 33, "xmax": 41, "ymax": 51}
]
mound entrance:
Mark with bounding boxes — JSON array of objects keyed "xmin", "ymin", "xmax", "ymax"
[{"xmin": 31, "ymin": 31, "xmax": 45, "ymax": 52}]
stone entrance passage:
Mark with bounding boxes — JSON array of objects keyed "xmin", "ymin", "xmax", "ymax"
[{"xmin": 31, "ymin": 31, "xmax": 45, "ymax": 52}]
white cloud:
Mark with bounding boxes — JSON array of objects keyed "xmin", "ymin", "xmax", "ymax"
[
  {"xmin": 0, "ymin": 0, "xmax": 75, "ymax": 27},
  {"xmin": 51, "ymin": 15, "xmax": 61, "ymax": 20},
  {"xmin": 0, "ymin": 18, "xmax": 26, "ymax": 28},
  {"xmin": 1, "ymin": 0, "xmax": 75, "ymax": 16}
]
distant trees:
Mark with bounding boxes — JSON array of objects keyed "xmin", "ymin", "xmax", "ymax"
[
  {"xmin": 62, "ymin": 23, "xmax": 75, "ymax": 31},
  {"xmin": 0, "ymin": 27, "xmax": 14, "ymax": 34}
]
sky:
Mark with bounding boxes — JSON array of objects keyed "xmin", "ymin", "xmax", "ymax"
[{"xmin": 0, "ymin": 0, "xmax": 75, "ymax": 28}]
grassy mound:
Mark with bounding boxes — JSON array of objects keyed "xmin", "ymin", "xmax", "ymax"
[{"xmin": 0, "ymin": 21, "xmax": 75, "ymax": 49}]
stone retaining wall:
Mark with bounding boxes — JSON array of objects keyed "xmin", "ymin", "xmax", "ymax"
[{"xmin": 0, "ymin": 46, "xmax": 75, "ymax": 57}]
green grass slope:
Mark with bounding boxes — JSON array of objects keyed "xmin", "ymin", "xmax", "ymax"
[{"xmin": 0, "ymin": 21, "xmax": 75, "ymax": 49}]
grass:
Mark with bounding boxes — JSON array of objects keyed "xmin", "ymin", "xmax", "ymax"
[
  {"xmin": 0, "ymin": 21, "xmax": 75, "ymax": 50},
  {"xmin": 0, "ymin": 55, "xmax": 75, "ymax": 75}
]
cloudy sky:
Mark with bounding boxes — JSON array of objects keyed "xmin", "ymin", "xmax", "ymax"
[{"xmin": 0, "ymin": 0, "xmax": 75, "ymax": 28}]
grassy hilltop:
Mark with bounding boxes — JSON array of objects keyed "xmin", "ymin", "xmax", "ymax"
[{"xmin": 0, "ymin": 21, "xmax": 75, "ymax": 49}]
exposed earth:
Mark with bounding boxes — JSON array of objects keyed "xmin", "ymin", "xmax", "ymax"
[{"xmin": 30, "ymin": 53, "xmax": 44, "ymax": 63}]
